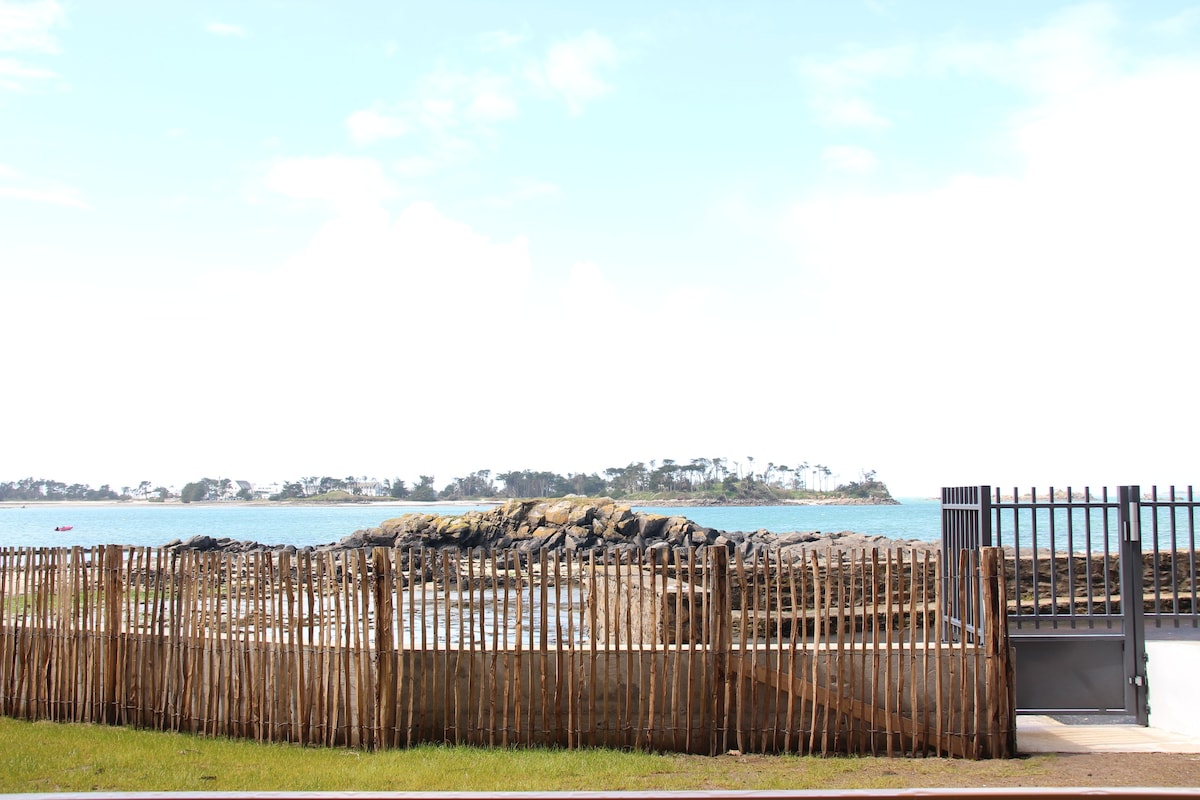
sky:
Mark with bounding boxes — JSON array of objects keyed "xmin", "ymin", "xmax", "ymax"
[{"xmin": 1, "ymin": 1, "xmax": 1198, "ymax": 498}]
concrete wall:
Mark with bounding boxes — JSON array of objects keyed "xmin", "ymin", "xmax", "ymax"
[{"xmin": 1147, "ymin": 639, "xmax": 1200, "ymax": 736}]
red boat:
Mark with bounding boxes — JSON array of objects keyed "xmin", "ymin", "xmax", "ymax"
[{"xmin": 54, "ymin": 525, "xmax": 73, "ymax": 531}]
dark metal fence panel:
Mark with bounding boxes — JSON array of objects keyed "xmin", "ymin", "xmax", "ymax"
[
  {"xmin": 1140, "ymin": 486, "xmax": 1200, "ymax": 628},
  {"xmin": 991, "ymin": 487, "xmax": 1123, "ymax": 631},
  {"xmin": 981, "ymin": 485, "xmax": 1198, "ymax": 632},
  {"xmin": 940, "ymin": 486, "xmax": 991, "ymax": 642},
  {"xmin": 943, "ymin": 484, "xmax": 1197, "ymax": 725}
]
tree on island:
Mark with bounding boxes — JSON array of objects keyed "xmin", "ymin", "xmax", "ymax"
[
  {"xmin": 835, "ymin": 469, "xmax": 891, "ymax": 499},
  {"xmin": 0, "ymin": 478, "xmax": 119, "ymax": 501},
  {"xmin": 408, "ymin": 475, "xmax": 437, "ymax": 502},
  {"xmin": 180, "ymin": 478, "xmax": 218, "ymax": 503}
]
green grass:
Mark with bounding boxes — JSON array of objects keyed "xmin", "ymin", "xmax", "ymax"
[{"xmin": 0, "ymin": 717, "xmax": 1054, "ymax": 793}]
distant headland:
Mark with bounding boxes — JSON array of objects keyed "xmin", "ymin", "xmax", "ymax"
[{"xmin": 1, "ymin": 461, "xmax": 896, "ymax": 506}]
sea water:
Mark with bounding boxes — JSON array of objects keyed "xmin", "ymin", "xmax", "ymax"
[
  {"xmin": 0, "ymin": 499, "xmax": 942, "ymax": 550},
  {"xmin": 1, "ymin": 498, "xmax": 1192, "ymax": 554}
]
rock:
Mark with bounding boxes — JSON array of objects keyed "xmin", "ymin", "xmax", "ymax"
[
  {"xmin": 565, "ymin": 525, "xmax": 591, "ymax": 541},
  {"xmin": 542, "ymin": 500, "xmax": 572, "ymax": 526},
  {"xmin": 637, "ymin": 514, "xmax": 669, "ymax": 540},
  {"xmin": 177, "ymin": 535, "xmax": 218, "ymax": 551},
  {"xmin": 164, "ymin": 496, "xmax": 933, "ymax": 558}
]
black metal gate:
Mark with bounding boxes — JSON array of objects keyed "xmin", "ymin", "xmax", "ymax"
[{"xmin": 941, "ymin": 485, "xmax": 1198, "ymax": 724}]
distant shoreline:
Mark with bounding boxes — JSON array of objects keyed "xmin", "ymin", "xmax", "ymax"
[
  {"xmin": 0, "ymin": 499, "xmax": 499, "ymax": 509},
  {"xmin": 632, "ymin": 497, "xmax": 900, "ymax": 507},
  {"xmin": 2, "ymin": 496, "xmax": 899, "ymax": 510}
]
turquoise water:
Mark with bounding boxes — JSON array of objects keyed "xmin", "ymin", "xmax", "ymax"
[
  {"xmin": 633, "ymin": 501, "xmax": 940, "ymax": 540},
  {"xmin": 0, "ymin": 503, "xmax": 494, "ymax": 550},
  {"xmin": 0, "ymin": 499, "xmax": 941, "ymax": 550}
]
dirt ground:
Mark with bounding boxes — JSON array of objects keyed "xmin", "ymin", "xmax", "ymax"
[{"xmin": 718, "ymin": 751, "xmax": 1200, "ymax": 789}]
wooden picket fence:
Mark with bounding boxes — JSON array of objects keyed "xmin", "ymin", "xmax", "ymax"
[{"xmin": 0, "ymin": 545, "xmax": 1015, "ymax": 757}]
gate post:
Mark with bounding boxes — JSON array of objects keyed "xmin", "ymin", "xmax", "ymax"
[
  {"xmin": 707, "ymin": 546, "xmax": 730, "ymax": 756},
  {"xmin": 102, "ymin": 545, "xmax": 124, "ymax": 725},
  {"xmin": 373, "ymin": 547, "xmax": 397, "ymax": 748},
  {"xmin": 1118, "ymin": 485, "xmax": 1148, "ymax": 725},
  {"xmin": 980, "ymin": 547, "xmax": 1016, "ymax": 757}
]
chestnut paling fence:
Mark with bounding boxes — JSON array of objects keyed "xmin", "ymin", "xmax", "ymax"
[{"xmin": 0, "ymin": 545, "xmax": 1015, "ymax": 757}]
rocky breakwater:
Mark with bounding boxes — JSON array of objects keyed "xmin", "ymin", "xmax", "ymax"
[
  {"xmin": 330, "ymin": 497, "xmax": 707, "ymax": 555},
  {"xmin": 164, "ymin": 498, "xmax": 933, "ymax": 558},
  {"xmin": 324, "ymin": 497, "xmax": 933, "ymax": 560}
]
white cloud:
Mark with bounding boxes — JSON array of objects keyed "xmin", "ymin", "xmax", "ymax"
[
  {"xmin": 205, "ymin": 21, "xmax": 246, "ymax": 38},
  {"xmin": 468, "ymin": 89, "xmax": 517, "ymax": 121},
  {"xmin": 932, "ymin": 3, "xmax": 1120, "ymax": 97},
  {"xmin": 0, "ymin": 0, "xmax": 62, "ymax": 52},
  {"xmin": 0, "ymin": 198, "xmax": 541, "ymax": 487},
  {"xmin": 0, "ymin": 163, "xmax": 88, "ymax": 208},
  {"xmin": 392, "ymin": 155, "xmax": 440, "ymax": 177},
  {"xmin": 346, "ymin": 107, "xmax": 409, "ymax": 144},
  {"xmin": 264, "ymin": 155, "xmax": 397, "ymax": 214},
  {"xmin": 345, "ymin": 68, "xmax": 517, "ymax": 157},
  {"xmin": 528, "ymin": 30, "xmax": 619, "ymax": 116},
  {"xmin": 820, "ymin": 144, "xmax": 878, "ymax": 174},
  {"xmin": 345, "ymin": 29, "xmax": 618, "ymax": 176},
  {"xmin": 189, "ymin": 202, "xmax": 535, "ymax": 477},
  {"xmin": 800, "ymin": 43, "xmax": 915, "ymax": 88},
  {"xmin": 479, "ymin": 29, "xmax": 528, "ymax": 52},
  {"xmin": 781, "ymin": 54, "xmax": 1200, "ymax": 492},
  {"xmin": 558, "ymin": 261, "xmax": 616, "ymax": 306},
  {"xmin": 821, "ymin": 96, "xmax": 891, "ymax": 129},
  {"xmin": 1010, "ymin": 3, "xmax": 1119, "ymax": 94},
  {"xmin": 800, "ymin": 5, "xmax": 1123, "ymax": 129},
  {"xmin": 484, "ymin": 177, "xmax": 559, "ymax": 208},
  {"xmin": 0, "ymin": 0, "xmax": 61, "ymax": 91},
  {"xmin": 0, "ymin": 54, "xmax": 53, "ymax": 88},
  {"xmin": 0, "ymin": 184, "xmax": 87, "ymax": 207},
  {"xmin": 423, "ymin": 68, "xmax": 518, "ymax": 125},
  {"xmin": 1150, "ymin": 6, "xmax": 1200, "ymax": 36},
  {"xmin": 797, "ymin": 44, "xmax": 912, "ymax": 129},
  {"xmin": 275, "ymin": 200, "xmax": 531, "ymax": 308}
]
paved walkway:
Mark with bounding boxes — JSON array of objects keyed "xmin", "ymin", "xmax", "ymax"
[{"xmin": 1018, "ymin": 715, "xmax": 1200, "ymax": 753}]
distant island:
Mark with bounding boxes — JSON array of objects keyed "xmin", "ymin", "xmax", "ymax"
[{"xmin": 1, "ymin": 461, "xmax": 896, "ymax": 507}]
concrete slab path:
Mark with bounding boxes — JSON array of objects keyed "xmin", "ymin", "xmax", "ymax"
[{"xmin": 1018, "ymin": 715, "xmax": 1200, "ymax": 753}]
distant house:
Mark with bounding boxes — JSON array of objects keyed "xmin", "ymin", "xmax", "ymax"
[
  {"xmin": 350, "ymin": 479, "xmax": 386, "ymax": 497},
  {"xmin": 220, "ymin": 480, "xmax": 254, "ymax": 500},
  {"xmin": 253, "ymin": 482, "xmax": 282, "ymax": 500}
]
